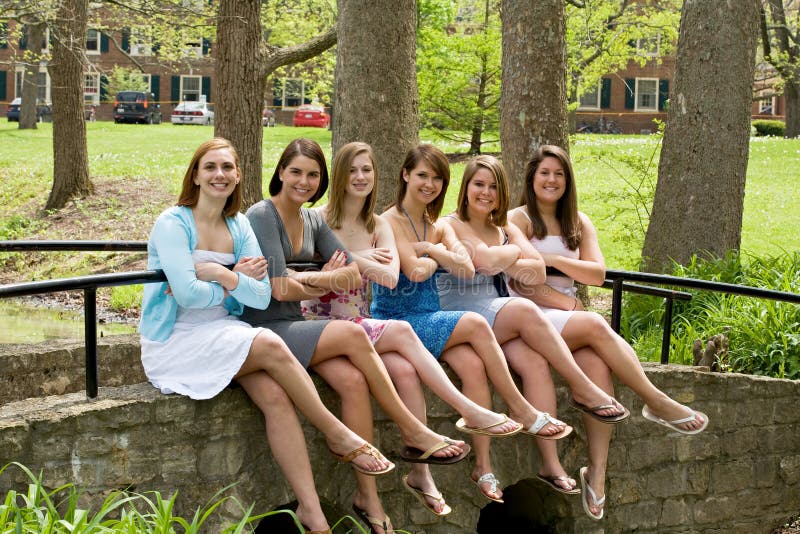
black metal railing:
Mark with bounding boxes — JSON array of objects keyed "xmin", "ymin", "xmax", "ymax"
[{"xmin": 2, "ymin": 241, "xmax": 799, "ymax": 397}]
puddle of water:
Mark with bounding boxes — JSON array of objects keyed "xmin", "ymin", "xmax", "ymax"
[{"xmin": 0, "ymin": 300, "xmax": 137, "ymax": 343}]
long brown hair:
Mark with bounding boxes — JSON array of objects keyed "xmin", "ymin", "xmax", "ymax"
[
  {"xmin": 456, "ymin": 154, "xmax": 509, "ymax": 227},
  {"xmin": 177, "ymin": 137, "xmax": 242, "ymax": 217},
  {"xmin": 268, "ymin": 138, "xmax": 329, "ymax": 205},
  {"xmin": 328, "ymin": 142, "xmax": 377, "ymax": 233},
  {"xmin": 393, "ymin": 144, "xmax": 450, "ymax": 222},
  {"xmin": 519, "ymin": 144, "xmax": 581, "ymax": 250}
]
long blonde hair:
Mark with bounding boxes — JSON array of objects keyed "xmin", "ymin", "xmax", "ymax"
[{"xmin": 327, "ymin": 142, "xmax": 377, "ymax": 233}]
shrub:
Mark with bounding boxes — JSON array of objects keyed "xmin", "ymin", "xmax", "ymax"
[
  {"xmin": 752, "ymin": 119, "xmax": 785, "ymax": 137},
  {"xmin": 622, "ymin": 251, "xmax": 800, "ymax": 379}
]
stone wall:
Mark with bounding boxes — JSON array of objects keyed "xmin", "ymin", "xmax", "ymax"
[{"xmin": 0, "ymin": 336, "xmax": 798, "ymax": 533}]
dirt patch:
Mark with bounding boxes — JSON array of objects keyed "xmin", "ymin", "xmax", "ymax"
[
  {"xmin": 775, "ymin": 516, "xmax": 800, "ymax": 534},
  {"xmin": 446, "ymin": 151, "xmax": 500, "ymax": 164}
]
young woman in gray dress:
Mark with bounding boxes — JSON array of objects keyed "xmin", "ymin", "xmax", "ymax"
[
  {"xmin": 140, "ymin": 138, "xmax": 394, "ymax": 534},
  {"xmin": 242, "ymin": 138, "xmax": 469, "ymax": 533},
  {"xmin": 507, "ymin": 145, "xmax": 707, "ymax": 520}
]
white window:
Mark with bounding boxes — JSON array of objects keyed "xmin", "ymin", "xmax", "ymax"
[
  {"xmin": 130, "ymin": 30, "xmax": 152, "ymax": 56},
  {"xmin": 636, "ymin": 34, "xmax": 661, "ymax": 58},
  {"xmin": 15, "ymin": 66, "xmax": 51, "ymax": 103},
  {"xmin": 84, "ymin": 73, "xmax": 100, "ymax": 105},
  {"xmin": 180, "ymin": 75, "xmax": 201, "ymax": 101},
  {"xmin": 635, "ymin": 78, "xmax": 658, "ymax": 112},
  {"xmin": 183, "ymin": 40, "xmax": 202, "ymax": 58},
  {"xmin": 86, "ymin": 28, "xmax": 101, "ymax": 54},
  {"xmin": 578, "ymin": 83, "xmax": 601, "ymax": 110}
]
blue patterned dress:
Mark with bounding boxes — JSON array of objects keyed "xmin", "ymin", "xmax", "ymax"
[{"xmin": 370, "ymin": 271, "xmax": 464, "ymax": 359}]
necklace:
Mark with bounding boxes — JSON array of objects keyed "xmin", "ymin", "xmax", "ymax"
[{"xmin": 400, "ymin": 205, "xmax": 426, "ymax": 242}]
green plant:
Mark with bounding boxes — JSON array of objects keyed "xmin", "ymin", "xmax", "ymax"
[
  {"xmin": 622, "ymin": 251, "xmax": 800, "ymax": 378},
  {"xmin": 109, "ymin": 285, "xmax": 142, "ymax": 312},
  {"xmin": 751, "ymin": 119, "xmax": 786, "ymax": 137},
  {"xmin": 0, "ymin": 462, "xmax": 296, "ymax": 533}
]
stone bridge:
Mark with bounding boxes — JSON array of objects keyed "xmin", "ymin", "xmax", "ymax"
[{"xmin": 1, "ymin": 335, "xmax": 798, "ymax": 533}]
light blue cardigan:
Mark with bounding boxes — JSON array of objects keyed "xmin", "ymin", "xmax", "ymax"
[{"xmin": 139, "ymin": 206, "xmax": 271, "ymax": 342}]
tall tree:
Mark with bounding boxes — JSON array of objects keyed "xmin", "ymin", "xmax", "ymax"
[
  {"xmin": 417, "ymin": 0, "xmax": 501, "ymax": 154},
  {"xmin": 45, "ymin": 0, "xmax": 93, "ymax": 210},
  {"xmin": 500, "ymin": 0, "xmax": 568, "ymax": 199},
  {"xmin": 760, "ymin": 0, "xmax": 800, "ymax": 138},
  {"xmin": 334, "ymin": 0, "xmax": 418, "ymax": 211},
  {"xmin": 642, "ymin": 0, "xmax": 760, "ymax": 271},
  {"xmin": 215, "ymin": 0, "xmax": 337, "ymax": 208}
]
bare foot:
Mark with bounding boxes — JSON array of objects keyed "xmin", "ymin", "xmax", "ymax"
[{"xmin": 405, "ymin": 469, "xmax": 449, "ymax": 514}]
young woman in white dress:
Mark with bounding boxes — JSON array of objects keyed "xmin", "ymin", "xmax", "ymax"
[
  {"xmin": 508, "ymin": 145, "xmax": 708, "ymax": 520},
  {"xmin": 139, "ymin": 138, "xmax": 393, "ymax": 534}
]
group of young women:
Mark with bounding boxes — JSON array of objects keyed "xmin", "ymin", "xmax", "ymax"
[{"xmin": 139, "ymin": 136, "xmax": 708, "ymax": 533}]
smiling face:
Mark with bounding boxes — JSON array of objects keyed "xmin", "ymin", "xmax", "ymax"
[
  {"xmin": 403, "ymin": 160, "xmax": 443, "ymax": 207},
  {"xmin": 532, "ymin": 155, "xmax": 567, "ymax": 206},
  {"xmin": 465, "ymin": 167, "xmax": 498, "ymax": 217},
  {"xmin": 278, "ymin": 154, "xmax": 322, "ymax": 205},
  {"xmin": 346, "ymin": 152, "xmax": 375, "ymax": 199},
  {"xmin": 193, "ymin": 148, "xmax": 240, "ymax": 202}
]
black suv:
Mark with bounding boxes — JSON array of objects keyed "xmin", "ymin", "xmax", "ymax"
[{"xmin": 113, "ymin": 91, "xmax": 162, "ymax": 124}]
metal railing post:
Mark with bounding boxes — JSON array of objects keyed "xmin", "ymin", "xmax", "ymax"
[
  {"xmin": 84, "ymin": 287, "xmax": 98, "ymax": 398},
  {"xmin": 661, "ymin": 297, "xmax": 674, "ymax": 364},
  {"xmin": 611, "ymin": 278, "xmax": 623, "ymax": 333}
]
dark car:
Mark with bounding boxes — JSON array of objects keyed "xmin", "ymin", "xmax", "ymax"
[
  {"xmin": 113, "ymin": 91, "xmax": 162, "ymax": 124},
  {"xmin": 6, "ymin": 98, "xmax": 52, "ymax": 122}
]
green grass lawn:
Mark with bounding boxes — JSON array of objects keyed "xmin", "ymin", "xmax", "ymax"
[{"xmin": 1, "ymin": 121, "xmax": 797, "ymax": 271}]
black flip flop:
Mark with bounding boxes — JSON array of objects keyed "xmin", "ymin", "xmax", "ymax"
[
  {"xmin": 569, "ymin": 397, "xmax": 630, "ymax": 424},
  {"xmin": 399, "ymin": 439, "xmax": 471, "ymax": 465}
]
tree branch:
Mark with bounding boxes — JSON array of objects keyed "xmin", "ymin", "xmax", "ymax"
[{"xmin": 263, "ymin": 23, "xmax": 337, "ymax": 74}]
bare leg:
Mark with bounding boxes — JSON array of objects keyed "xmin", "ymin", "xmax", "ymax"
[
  {"xmin": 383, "ymin": 352, "xmax": 446, "ymax": 516},
  {"xmin": 313, "ymin": 358, "xmax": 392, "ymax": 534},
  {"xmin": 492, "ymin": 299, "xmax": 625, "ymax": 417},
  {"xmin": 442, "ymin": 312, "xmax": 565, "ymax": 436},
  {"xmin": 235, "ymin": 330, "xmax": 392, "ymax": 474},
  {"xmin": 503, "ymin": 338, "xmax": 577, "ymax": 492},
  {"xmin": 312, "ymin": 321, "xmax": 466, "ymax": 458},
  {"xmin": 440, "ymin": 343, "xmax": 504, "ymax": 502},
  {"xmin": 236, "ymin": 371, "xmax": 329, "ymax": 532},
  {"xmin": 373, "ymin": 320, "xmax": 518, "ymax": 433},
  {"xmin": 561, "ymin": 312, "xmax": 705, "ymax": 431},
  {"xmin": 573, "ymin": 347, "xmax": 615, "ymax": 517}
]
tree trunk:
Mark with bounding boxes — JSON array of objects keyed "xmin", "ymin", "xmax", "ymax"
[
  {"xmin": 500, "ymin": 0, "xmax": 569, "ymax": 201},
  {"xmin": 215, "ymin": 0, "xmax": 264, "ymax": 210},
  {"xmin": 334, "ymin": 0, "xmax": 418, "ymax": 212},
  {"xmin": 784, "ymin": 80, "xmax": 800, "ymax": 138},
  {"xmin": 20, "ymin": 23, "xmax": 44, "ymax": 130},
  {"xmin": 641, "ymin": 0, "xmax": 760, "ymax": 272},
  {"xmin": 46, "ymin": 0, "xmax": 93, "ymax": 211}
]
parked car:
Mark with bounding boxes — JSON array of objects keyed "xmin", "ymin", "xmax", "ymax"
[
  {"xmin": 113, "ymin": 91, "xmax": 162, "ymax": 124},
  {"xmin": 171, "ymin": 101, "xmax": 214, "ymax": 125},
  {"xmin": 6, "ymin": 98, "xmax": 52, "ymax": 122},
  {"xmin": 292, "ymin": 105, "xmax": 329, "ymax": 128},
  {"xmin": 263, "ymin": 108, "xmax": 276, "ymax": 127}
]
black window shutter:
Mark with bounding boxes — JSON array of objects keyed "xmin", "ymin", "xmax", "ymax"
[
  {"xmin": 202, "ymin": 76, "xmax": 211, "ymax": 102},
  {"xmin": 100, "ymin": 75, "xmax": 108, "ymax": 102},
  {"xmin": 624, "ymin": 78, "xmax": 635, "ymax": 109},
  {"xmin": 19, "ymin": 25, "xmax": 27, "ymax": 49},
  {"xmin": 171, "ymin": 76, "xmax": 180, "ymax": 104},
  {"xmin": 658, "ymin": 79, "xmax": 669, "ymax": 110},
  {"xmin": 202, "ymin": 38, "xmax": 210, "ymax": 56},
  {"xmin": 600, "ymin": 78, "xmax": 611, "ymax": 109},
  {"xmin": 121, "ymin": 28, "xmax": 130, "ymax": 53},
  {"xmin": 0, "ymin": 71, "xmax": 7, "ymax": 100},
  {"xmin": 150, "ymin": 74, "xmax": 160, "ymax": 101},
  {"xmin": 100, "ymin": 32, "xmax": 109, "ymax": 53}
]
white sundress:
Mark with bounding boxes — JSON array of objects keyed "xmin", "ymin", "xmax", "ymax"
[
  {"xmin": 508, "ymin": 235, "xmax": 580, "ymax": 334},
  {"xmin": 140, "ymin": 250, "xmax": 265, "ymax": 399}
]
